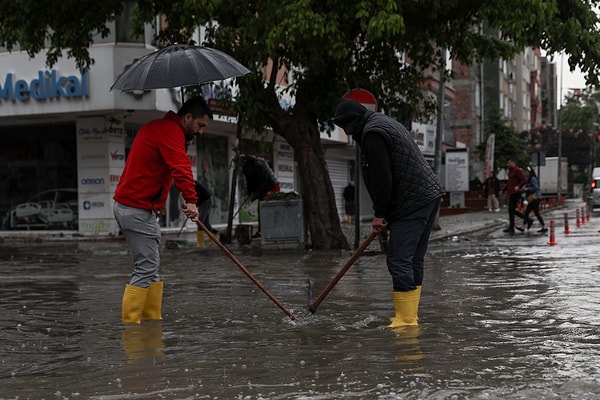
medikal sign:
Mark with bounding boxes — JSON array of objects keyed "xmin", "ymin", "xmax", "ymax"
[{"xmin": 0, "ymin": 69, "xmax": 88, "ymax": 102}]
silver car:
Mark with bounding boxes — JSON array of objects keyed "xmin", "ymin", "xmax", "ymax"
[
  {"xmin": 588, "ymin": 175, "xmax": 600, "ymax": 213},
  {"xmin": 4, "ymin": 188, "xmax": 78, "ymax": 230}
]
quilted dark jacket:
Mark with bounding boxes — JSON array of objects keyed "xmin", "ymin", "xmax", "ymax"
[{"xmin": 333, "ymin": 98, "xmax": 444, "ymax": 222}]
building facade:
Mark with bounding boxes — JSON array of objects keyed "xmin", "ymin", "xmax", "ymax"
[
  {"xmin": 0, "ymin": 21, "xmax": 363, "ymax": 236},
  {"xmin": 451, "ymin": 42, "xmax": 557, "ymax": 182}
]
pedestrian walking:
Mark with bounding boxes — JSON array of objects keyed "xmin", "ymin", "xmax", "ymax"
[
  {"xmin": 114, "ymin": 96, "xmax": 213, "ymax": 324},
  {"xmin": 333, "ymin": 98, "xmax": 444, "ymax": 328},
  {"xmin": 502, "ymin": 158, "xmax": 527, "ymax": 235},
  {"xmin": 483, "ymin": 172, "xmax": 501, "ymax": 212},
  {"xmin": 343, "ymin": 182, "xmax": 355, "ymax": 224},
  {"xmin": 516, "ymin": 167, "xmax": 547, "ymax": 233}
]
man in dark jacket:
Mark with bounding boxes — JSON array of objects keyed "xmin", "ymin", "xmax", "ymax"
[
  {"xmin": 333, "ymin": 98, "xmax": 444, "ymax": 328},
  {"xmin": 240, "ymin": 155, "xmax": 280, "ymax": 238}
]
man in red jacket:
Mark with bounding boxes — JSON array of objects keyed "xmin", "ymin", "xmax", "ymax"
[
  {"xmin": 114, "ymin": 96, "xmax": 212, "ymax": 324},
  {"xmin": 502, "ymin": 158, "xmax": 527, "ymax": 235}
]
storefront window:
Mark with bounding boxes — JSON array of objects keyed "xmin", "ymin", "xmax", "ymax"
[
  {"xmin": 197, "ymin": 135, "xmax": 230, "ymax": 225},
  {"xmin": 0, "ymin": 124, "xmax": 77, "ymax": 230}
]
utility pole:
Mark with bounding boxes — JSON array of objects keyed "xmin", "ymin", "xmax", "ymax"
[
  {"xmin": 434, "ymin": 49, "xmax": 446, "ymax": 177},
  {"xmin": 557, "ymin": 55, "xmax": 563, "ymax": 204},
  {"xmin": 433, "ymin": 49, "xmax": 446, "ymax": 230},
  {"xmin": 589, "ymin": 99, "xmax": 600, "ymax": 183}
]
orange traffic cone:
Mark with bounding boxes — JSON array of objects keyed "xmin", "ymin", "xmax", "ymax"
[
  {"xmin": 548, "ymin": 219, "xmax": 557, "ymax": 246},
  {"xmin": 564, "ymin": 213, "xmax": 570, "ymax": 234}
]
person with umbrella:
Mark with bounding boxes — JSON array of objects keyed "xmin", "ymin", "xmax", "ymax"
[{"xmin": 114, "ymin": 96, "xmax": 213, "ymax": 324}]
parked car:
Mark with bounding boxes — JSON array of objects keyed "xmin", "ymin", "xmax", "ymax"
[
  {"xmin": 588, "ymin": 170, "xmax": 600, "ymax": 213},
  {"xmin": 3, "ymin": 188, "xmax": 78, "ymax": 230}
]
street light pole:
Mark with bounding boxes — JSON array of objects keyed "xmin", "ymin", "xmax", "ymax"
[
  {"xmin": 590, "ymin": 99, "xmax": 600, "ymax": 183},
  {"xmin": 557, "ymin": 55, "xmax": 564, "ymax": 204},
  {"xmin": 433, "ymin": 49, "xmax": 446, "ymax": 177},
  {"xmin": 432, "ymin": 49, "xmax": 446, "ymax": 230}
]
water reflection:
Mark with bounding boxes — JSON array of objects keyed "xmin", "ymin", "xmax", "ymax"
[
  {"xmin": 392, "ymin": 326, "xmax": 424, "ymax": 369},
  {"xmin": 121, "ymin": 322, "xmax": 164, "ymax": 363}
]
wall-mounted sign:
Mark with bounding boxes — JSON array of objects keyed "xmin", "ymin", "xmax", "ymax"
[
  {"xmin": 0, "ymin": 69, "xmax": 88, "ymax": 102},
  {"xmin": 445, "ymin": 148, "xmax": 469, "ymax": 192}
]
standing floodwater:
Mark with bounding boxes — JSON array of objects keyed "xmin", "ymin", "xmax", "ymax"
[{"xmin": 1, "ymin": 218, "xmax": 600, "ymax": 399}]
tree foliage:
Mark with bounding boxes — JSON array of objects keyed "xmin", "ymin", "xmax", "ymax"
[
  {"xmin": 0, "ymin": 0, "xmax": 123, "ymax": 69},
  {"xmin": 3, "ymin": 0, "xmax": 600, "ymax": 247},
  {"xmin": 537, "ymin": 90, "xmax": 600, "ymax": 182},
  {"xmin": 513, "ymin": 90, "xmax": 600, "ymax": 184},
  {"xmin": 5, "ymin": 1, "xmax": 600, "ymax": 118},
  {"xmin": 476, "ymin": 108, "xmax": 529, "ymax": 173}
]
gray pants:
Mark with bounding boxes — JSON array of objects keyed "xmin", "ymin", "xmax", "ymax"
[{"xmin": 114, "ymin": 201, "xmax": 161, "ymax": 288}]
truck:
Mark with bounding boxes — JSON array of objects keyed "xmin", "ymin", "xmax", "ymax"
[{"xmin": 533, "ymin": 156, "xmax": 568, "ymax": 196}]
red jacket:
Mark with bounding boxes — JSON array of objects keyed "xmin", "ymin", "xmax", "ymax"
[
  {"xmin": 114, "ymin": 111, "xmax": 198, "ymax": 211},
  {"xmin": 507, "ymin": 165, "xmax": 527, "ymax": 195}
]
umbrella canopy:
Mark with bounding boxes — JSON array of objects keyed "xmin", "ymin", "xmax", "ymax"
[{"xmin": 110, "ymin": 44, "xmax": 251, "ymax": 92}]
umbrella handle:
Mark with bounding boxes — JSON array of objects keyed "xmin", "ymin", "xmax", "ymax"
[
  {"xmin": 195, "ymin": 220, "xmax": 296, "ymax": 321},
  {"xmin": 309, "ymin": 231, "xmax": 379, "ymax": 313}
]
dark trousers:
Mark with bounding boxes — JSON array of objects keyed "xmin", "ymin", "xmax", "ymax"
[
  {"xmin": 387, "ymin": 198, "xmax": 440, "ymax": 291},
  {"xmin": 508, "ymin": 193, "xmax": 521, "ymax": 229},
  {"xmin": 523, "ymin": 198, "xmax": 544, "ymax": 227}
]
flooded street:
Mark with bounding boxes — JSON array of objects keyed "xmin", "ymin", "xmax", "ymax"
[{"xmin": 1, "ymin": 216, "xmax": 600, "ymax": 399}]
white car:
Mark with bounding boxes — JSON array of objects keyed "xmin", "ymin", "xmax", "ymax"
[
  {"xmin": 4, "ymin": 188, "xmax": 78, "ymax": 230},
  {"xmin": 588, "ymin": 176, "xmax": 600, "ymax": 213}
]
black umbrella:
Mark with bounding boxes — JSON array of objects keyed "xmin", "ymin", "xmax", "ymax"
[{"xmin": 110, "ymin": 44, "xmax": 251, "ymax": 92}]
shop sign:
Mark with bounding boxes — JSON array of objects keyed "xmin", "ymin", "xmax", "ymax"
[
  {"xmin": 80, "ymin": 193, "xmax": 112, "ymax": 219},
  {"xmin": 78, "ymin": 168, "xmax": 111, "ymax": 193},
  {"xmin": 0, "ymin": 69, "xmax": 88, "ymax": 102},
  {"xmin": 109, "ymin": 148, "xmax": 125, "ymax": 162}
]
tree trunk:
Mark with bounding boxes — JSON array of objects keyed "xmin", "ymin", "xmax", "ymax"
[{"xmin": 272, "ymin": 115, "xmax": 350, "ymax": 250}]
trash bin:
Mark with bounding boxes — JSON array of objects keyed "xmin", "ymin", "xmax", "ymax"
[{"xmin": 259, "ymin": 199, "xmax": 306, "ymax": 249}]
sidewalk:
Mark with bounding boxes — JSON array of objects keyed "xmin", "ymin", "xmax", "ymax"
[
  {"xmin": 339, "ymin": 207, "xmax": 506, "ymax": 251},
  {"xmin": 429, "ymin": 198, "xmax": 586, "ymax": 241},
  {"xmin": 340, "ymin": 198, "xmax": 587, "ymax": 250}
]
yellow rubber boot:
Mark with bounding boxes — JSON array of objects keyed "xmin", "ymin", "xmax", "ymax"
[
  {"xmin": 122, "ymin": 284, "xmax": 149, "ymax": 324},
  {"xmin": 197, "ymin": 230, "xmax": 205, "ymax": 247},
  {"xmin": 415, "ymin": 285, "xmax": 422, "ymax": 320},
  {"xmin": 142, "ymin": 281, "xmax": 164, "ymax": 321},
  {"xmin": 388, "ymin": 288, "xmax": 420, "ymax": 328}
]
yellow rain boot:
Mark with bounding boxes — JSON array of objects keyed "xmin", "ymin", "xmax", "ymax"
[
  {"xmin": 142, "ymin": 281, "xmax": 164, "ymax": 321},
  {"xmin": 388, "ymin": 288, "xmax": 420, "ymax": 328},
  {"xmin": 415, "ymin": 285, "xmax": 422, "ymax": 320},
  {"xmin": 196, "ymin": 230, "xmax": 205, "ymax": 247},
  {"xmin": 122, "ymin": 284, "xmax": 148, "ymax": 324}
]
